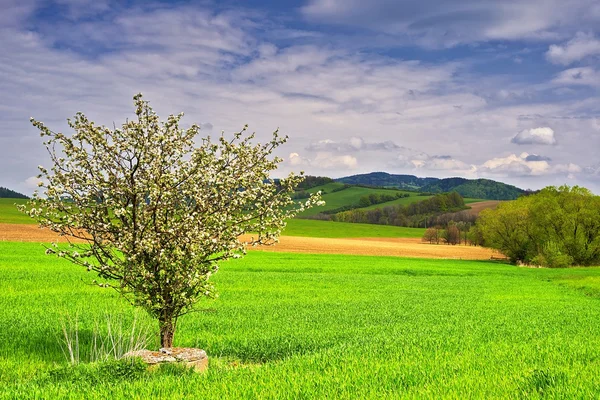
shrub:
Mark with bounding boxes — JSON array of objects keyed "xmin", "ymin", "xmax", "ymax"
[{"xmin": 532, "ymin": 241, "xmax": 574, "ymax": 268}]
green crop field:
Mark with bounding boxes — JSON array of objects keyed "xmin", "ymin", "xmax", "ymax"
[
  {"xmin": 283, "ymin": 219, "xmax": 425, "ymax": 238},
  {"xmin": 0, "ymin": 198, "xmax": 29, "ymax": 224},
  {"xmin": 360, "ymin": 194, "xmax": 432, "ymax": 210},
  {"xmin": 360, "ymin": 196, "xmax": 485, "ymax": 211},
  {"xmin": 297, "ymin": 186, "xmax": 418, "ymax": 217},
  {"xmin": 2, "ymin": 241, "xmax": 600, "ymax": 398},
  {"xmin": 296, "ymin": 184, "xmax": 485, "ymax": 217},
  {"xmin": 304, "ymin": 182, "xmax": 346, "ymax": 193}
]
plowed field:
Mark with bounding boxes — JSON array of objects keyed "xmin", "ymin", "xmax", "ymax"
[
  {"xmin": 0, "ymin": 223, "xmax": 500, "ymax": 260},
  {"xmin": 466, "ymin": 200, "xmax": 501, "ymax": 215}
]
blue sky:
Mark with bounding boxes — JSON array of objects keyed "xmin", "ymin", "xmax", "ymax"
[{"xmin": 2, "ymin": 0, "xmax": 600, "ymax": 194}]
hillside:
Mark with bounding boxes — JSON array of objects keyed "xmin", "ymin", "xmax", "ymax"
[
  {"xmin": 420, "ymin": 178, "xmax": 524, "ymax": 200},
  {"xmin": 296, "ymin": 185, "xmax": 421, "ymax": 217},
  {"xmin": 0, "ymin": 187, "xmax": 28, "ymax": 199},
  {"xmin": 335, "ymin": 172, "xmax": 438, "ymax": 190},
  {"xmin": 335, "ymin": 172, "xmax": 525, "ymax": 200}
]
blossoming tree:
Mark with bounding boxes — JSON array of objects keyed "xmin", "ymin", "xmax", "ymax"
[{"xmin": 23, "ymin": 94, "xmax": 321, "ymax": 348}]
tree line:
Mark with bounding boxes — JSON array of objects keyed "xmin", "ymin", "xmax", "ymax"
[{"xmin": 422, "ymin": 222, "xmax": 485, "ymax": 246}]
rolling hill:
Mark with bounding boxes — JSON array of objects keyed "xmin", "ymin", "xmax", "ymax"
[
  {"xmin": 296, "ymin": 185, "xmax": 422, "ymax": 217},
  {"xmin": 336, "ymin": 172, "xmax": 437, "ymax": 190},
  {"xmin": 420, "ymin": 178, "xmax": 525, "ymax": 200},
  {"xmin": 335, "ymin": 172, "xmax": 526, "ymax": 200}
]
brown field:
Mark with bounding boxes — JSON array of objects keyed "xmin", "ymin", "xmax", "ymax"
[
  {"xmin": 466, "ymin": 200, "xmax": 501, "ymax": 215},
  {"xmin": 1, "ymin": 223, "xmax": 500, "ymax": 260}
]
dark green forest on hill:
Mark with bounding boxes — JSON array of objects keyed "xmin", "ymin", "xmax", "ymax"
[
  {"xmin": 420, "ymin": 178, "xmax": 525, "ymax": 200},
  {"xmin": 0, "ymin": 187, "xmax": 28, "ymax": 199},
  {"xmin": 333, "ymin": 172, "xmax": 527, "ymax": 200},
  {"xmin": 336, "ymin": 172, "xmax": 437, "ymax": 190},
  {"xmin": 295, "ymin": 176, "xmax": 334, "ymax": 190}
]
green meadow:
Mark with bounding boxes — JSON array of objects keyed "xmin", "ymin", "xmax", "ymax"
[
  {"xmin": 0, "ymin": 198, "xmax": 29, "ymax": 224},
  {"xmin": 297, "ymin": 185, "xmax": 421, "ymax": 217},
  {"xmin": 353, "ymin": 196, "xmax": 484, "ymax": 211},
  {"xmin": 2, "ymin": 241, "xmax": 600, "ymax": 398},
  {"xmin": 282, "ymin": 219, "xmax": 425, "ymax": 238}
]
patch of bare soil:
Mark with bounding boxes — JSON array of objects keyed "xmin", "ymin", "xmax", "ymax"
[
  {"xmin": 1, "ymin": 224, "xmax": 499, "ymax": 260},
  {"xmin": 0, "ymin": 223, "xmax": 85, "ymax": 243},
  {"xmin": 466, "ymin": 201, "xmax": 501, "ymax": 216}
]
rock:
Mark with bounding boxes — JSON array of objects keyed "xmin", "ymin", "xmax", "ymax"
[{"xmin": 123, "ymin": 347, "xmax": 208, "ymax": 372}]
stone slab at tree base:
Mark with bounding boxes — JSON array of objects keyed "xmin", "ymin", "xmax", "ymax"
[{"xmin": 123, "ymin": 347, "xmax": 208, "ymax": 372}]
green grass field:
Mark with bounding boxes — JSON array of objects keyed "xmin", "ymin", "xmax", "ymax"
[
  {"xmin": 283, "ymin": 219, "xmax": 425, "ymax": 238},
  {"xmin": 2, "ymin": 241, "xmax": 600, "ymax": 398},
  {"xmin": 0, "ymin": 198, "xmax": 29, "ymax": 224},
  {"xmin": 360, "ymin": 196, "xmax": 485, "ymax": 211},
  {"xmin": 297, "ymin": 185, "xmax": 486, "ymax": 217},
  {"xmin": 297, "ymin": 186, "xmax": 416, "ymax": 217},
  {"xmin": 360, "ymin": 194, "xmax": 432, "ymax": 210},
  {"xmin": 304, "ymin": 182, "xmax": 346, "ymax": 193}
]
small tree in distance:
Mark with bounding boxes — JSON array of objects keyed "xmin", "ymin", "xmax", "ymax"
[
  {"xmin": 23, "ymin": 94, "xmax": 322, "ymax": 348},
  {"xmin": 422, "ymin": 227, "xmax": 440, "ymax": 244},
  {"xmin": 442, "ymin": 223, "xmax": 460, "ymax": 245}
]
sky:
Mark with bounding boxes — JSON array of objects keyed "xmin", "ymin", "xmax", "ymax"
[{"xmin": 2, "ymin": 0, "xmax": 600, "ymax": 195}]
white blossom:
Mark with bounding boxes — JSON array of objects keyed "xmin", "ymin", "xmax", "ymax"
[{"xmin": 25, "ymin": 93, "xmax": 321, "ymax": 347}]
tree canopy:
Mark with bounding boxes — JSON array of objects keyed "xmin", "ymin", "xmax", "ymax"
[
  {"xmin": 478, "ymin": 185, "xmax": 600, "ymax": 267},
  {"xmin": 22, "ymin": 94, "xmax": 321, "ymax": 347}
]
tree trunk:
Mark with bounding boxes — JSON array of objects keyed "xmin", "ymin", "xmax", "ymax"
[{"xmin": 159, "ymin": 317, "xmax": 176, "ymax": 348}]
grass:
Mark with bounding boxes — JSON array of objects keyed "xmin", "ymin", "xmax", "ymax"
[
  {"xmin": 0, "ymin": 199, "xmax": 30, "ymax": 224},
  {"xmin": 2, "ymin": 241, "xmax": 600, "ymax": 398},
  {"xmin": 360, "ymin": 196, "xmax": 485, "ymax": 211},
  {"xmin": 298, "ymin": 187, "xmax": 419, "ymax": 217},
  {"xmin": 304, "ymin": 182, "xmax": 346, "ymax": 193},
  {"xmin": 360, "ymin": 194, "xmax": 432, "ymax": 210},
  {"xmin": 283, "ymin": 219, "xmax": 425, "ymax": 238}
]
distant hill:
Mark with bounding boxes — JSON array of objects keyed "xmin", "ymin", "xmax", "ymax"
[
  {"xmin": 336, "ymin": 172, "xmax": 438, "ymax": 190},
  {"xmin": 420, "ymin": 178, "xmax": 525, "ymax": 200},
  {"xmin": 335, "ymin": 172, "xmax": 525, "ymax": 200},
  {"xmin": 0, "ymin": 187, "xmax": 28, "ymax": 199}
]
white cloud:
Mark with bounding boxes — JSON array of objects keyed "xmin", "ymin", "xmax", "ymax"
[
  {"xmin": 314, "ymin": 153, "xmax": 358, "ymax": 169},
  {"xmin": 392, "ymin": 147, "xmax": 475, "ymax": 174},
  {"xmin": 288, "ymin": 152, "xmax": 305, "ymax": 167},
  {"xmin": 421, "ymin": 156, "xmax": 476, "ymax": 173},
  {"xmin": 286, "ymin": 152, "xmax": 357, "ymax": 170},
  {"xmin": 307, "ymin": 139, "xmax": 476, "ymax": 175},
  {"xmin": 480, "ymin": 152, "xmax": 580, "ymax": 176},
  {"xmin": 552, "ymin": 67, "xmax": 600, "ymax": 87},
  {"xmin": 306, "ymin": 137, "xmax": 400, "ymax": 152},
  {"xmin": 301, "ymin": 0, "xmax": 598, "ymax": 47},
  {"xmin": 546, "ymin": 32, "xmax": 600, "ymax": 65},
  {"xmin": 511, "ymin": 127, "xmax": 557, "ymax": 145},
  {"xmin": 24, "ymin": 176, "xmax": 43, "ymax": 189}
]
